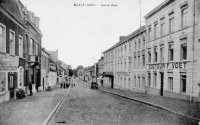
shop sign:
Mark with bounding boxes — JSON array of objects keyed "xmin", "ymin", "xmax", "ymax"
[
  {"xmin": 116, "ymin": 72, "xmax": 130, "ymax": 76},
  {"xmin": 0, "ymin": 66, "xmax": 18, "ymax": 71},
  {"xmin": 147, "ymin": 62, "xmax": 187, "ymax": 70}
]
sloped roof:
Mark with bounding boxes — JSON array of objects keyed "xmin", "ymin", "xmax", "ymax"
[
  {"xmin": 0, "ymin": 0, "xmax": 24, "ymax": 24},
  {"xmin": 144, "ymin": 0, "xmax": 175, "ymax": 19},
  {"xmin": 103, "ymin": 26, "xmax": 146, "ymax": 53}
]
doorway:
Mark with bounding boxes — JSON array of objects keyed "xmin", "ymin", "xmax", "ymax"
[
  {"xmin": 8, "ymin": 72, "xmax": 17, "ymax": 99},
  {"xmin": 160, "ymin": 72, "xmax": 164, "ymax": 96}
]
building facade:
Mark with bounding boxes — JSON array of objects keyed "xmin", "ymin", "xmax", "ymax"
[
  {"xmin": 144, "ymin": 0, "xmax": 200, "ymax": 101},
  {"xmin": 41, "ymin": 48, "xmax": 50, "ymax": 90},
  {"xmin": 0, "ymin": 0, "xmax": 26, "ymax": 103},
  {"xmin": 103, "ymin": 26, "xmax": 146, "ymax": 91},
  {"xmin": 18, "ymin": 3, "xmax": 42, "ymax": 94}
]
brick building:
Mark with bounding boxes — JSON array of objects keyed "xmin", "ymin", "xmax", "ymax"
[{"xmin": 0, "ymin": 0, "xmax": 25, "ymax": 102}]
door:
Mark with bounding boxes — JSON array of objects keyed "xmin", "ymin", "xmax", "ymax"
[
  {"xmin": 111, "ymin": 76, "xmax": 114, "ymax": 88},
  {"xmin": 160, "ymin": 72, "xmax": 164, "ymax": 96},
  {"xmin": 8, "ymin": 72, "xmax": 17, "ymax": 99},
  {"xmin": 43, "ymin": 78, "xmax": 44, "ymax": 90}
]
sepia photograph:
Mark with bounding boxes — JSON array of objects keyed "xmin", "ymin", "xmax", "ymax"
[{"xmin": 0, "ymin": 0, "xmax": 200, "ymax": 124}]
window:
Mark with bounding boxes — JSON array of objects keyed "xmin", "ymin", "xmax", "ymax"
[
  {"xmin": 138, "ymin": 51, "xmax": 140, "ymax": 67},
  {"xmin": 138, "ymin": 76, "xmax": 140, "ymax": 88},
  {"xmin": 180, "ymin": 74, "xmax": 187, "ymax": 93},
  {"xmin": 148, "ymin": 49, "xmax": 151, "ymax": 63},
  {"xmin": 0, "ymin": 24, "xmax": 6, "ymax": 52},
  {"xmin": 160, "ymin": 45, "xmax": 164, "ymax": 62},
  {"xmin": 148, "ymin": 26, "xmax": 152, "ymax": 41},
  {"xmin": 134, "ymin": 52, "xmax": 136, "ymax": 68},
  {"xmin": 169, "ymin": 12, "xmax": 174, "ymax": 33},
  {"xmin": 129, "ymin": 42, "xmax": 131, "ymax": 53},
  {"xmin": 142, "ymin": 75, "xmax": 146, "ymax": 87},
  {"xmin": 168, "ymin": 76, "xmax": 173, "ymax": 91},
  {"xmin": 168, "ymin": 43, "xmax": 174, "ymax": 61},
  {"xmin": 181, "ymin": 4, "xmax": 188, "ymax": 28},
  {"xmin": 30, "ymin": 38, "xmax": 34, "ymax": 55},
  {"xmin": 9, "ymin": 30, "xmax": 15, "ymax": 55},
  {"xmin": 19, "ymin": 36, "xmax": 23, "ymax": 58},
  {"xmin": 0, "ymin": 26, "xmax": 2, "ymax": 50},
  {"xmin": 35, "ymin": 43, "xmax": 39, "ymax": 56},
  {"xmin": 142, "ymin": 51, "xmax": 145, "ymax": 66},
  {"xmin": 147, "ymin": 73, "xmax": 151, "ymax": 86},
  {"xmin": 154, "ymin": 47, "xmax": 157, "ymax": 63},
  {"xmin": 154, "ymin": 22, "xmax": 158, "ymax": 39},
  {"xmin": 0, "ymin": 72, "xmax": 6, "ymax": 92},
  {"xmin": 124, "ymin": 58, "xmax": 126, "ymax": 72},
  {"xmin": 134, "ymin": 76, "xmax": 137, "ymax": 87},
  {"xmin": 138, "ymin": 38, "xmax": 141, "ymax": 48},
  {"xmin": 160, "ymin": 17, "xmax": 165, "ymax": 37},
  {"xmin": 180, "ymin": 39, "xmax": 187, "ymax": 60},
  {"xmin": 128, "ymin": 78, "xmax": 131, "ymax": 88},
  {"xmin": 153, "ymin": 73, "xmax": 157, "ymax": 87},
  {"xmin": 135, "ymin": 40, "xmax": 137, "ymax": 49},
  {"xmin": 142, "ymin": 35, "xmax": 146, "ymax": 45}
]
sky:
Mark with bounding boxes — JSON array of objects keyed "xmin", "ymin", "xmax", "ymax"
[{"xmin": 20, "ymin": 0, "xmax": 165, "ymax": 69}]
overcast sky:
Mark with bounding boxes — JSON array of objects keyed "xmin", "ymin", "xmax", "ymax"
[{"xmin": 20, "ymin": 0, "xmax": 164, "ymax": 69}]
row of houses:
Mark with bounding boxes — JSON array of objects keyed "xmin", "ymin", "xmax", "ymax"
[
  {"xmin": 0, "ymin": 0, "xmax": 70, "ymax": 103},
  {"xmin": 92, "ymin": 0, "xmax": 200, "ymax": 102}
]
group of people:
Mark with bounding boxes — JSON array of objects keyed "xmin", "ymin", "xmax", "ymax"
[
  {"xmin": 60, "ymin": 76, "xmax": 76, "ymax": 89},
  {"xmin": 60, "ymin": 82, "xmax": 70, "ymax": 89}
]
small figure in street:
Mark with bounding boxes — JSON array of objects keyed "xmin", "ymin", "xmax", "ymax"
[{"xmin": 29, "ymin": 81, "xmax": 33, "ymax": 96}]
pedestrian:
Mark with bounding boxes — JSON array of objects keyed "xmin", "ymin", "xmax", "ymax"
[{"xmin": 29, "ymin": 81, "xmax": 33, "ymax": 96}]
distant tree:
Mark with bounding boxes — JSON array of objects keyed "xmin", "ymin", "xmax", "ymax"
[
  {"xmin": 68, "ymin": 68, "xmax": 73, "ymax": 77},
  {"xmin": 76, "ymin": 65, "xmax": 84, "ymax": 70}
]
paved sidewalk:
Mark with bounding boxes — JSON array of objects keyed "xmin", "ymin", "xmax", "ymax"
[
  {"xmin": 99, "ymin": 86, "xmax": 200, "ymax": 121},
  {"xmin": 0, "ymin": 87, "xmax": 70, "ymax": 125}
]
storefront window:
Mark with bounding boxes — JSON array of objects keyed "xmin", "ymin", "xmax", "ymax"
[
  {"xmin": 180, "ymin": 75, "xmax": 187, "ymax": 93},
  {"xmin": 153, "ymin": 73, "xmax": 157, "ymax": 87},
  {"xmin": 148, "ymin": 73, "xmax": 151, "ymax": 86},
  {"xmin": 168, "ymin": 77, "xmax": 173, "ymax": 91},
  {"xmin": 0, "ymin": 72, "xmax": 6, "ymax": 92}
]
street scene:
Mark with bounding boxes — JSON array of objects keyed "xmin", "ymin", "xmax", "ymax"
[
  {"xmin": 49, "ymin": 79, "xmax": 197, "ymax": 125},
  {"xmin": 1, "ymin": 0, "xmax": 200, "ymax": 124}
]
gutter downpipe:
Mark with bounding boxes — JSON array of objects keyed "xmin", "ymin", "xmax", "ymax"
[{"xmin": 190, "ymin": 0, "xmax": 195, "ymax": 102}]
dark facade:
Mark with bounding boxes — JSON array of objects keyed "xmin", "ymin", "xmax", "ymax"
[{"xmin": 0, "ymin": 0, "xmax": 25, "ymax": 102}]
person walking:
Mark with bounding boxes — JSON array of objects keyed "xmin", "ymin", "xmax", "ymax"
[{"xmin": 29, "ymin": 81, "xmax": 33, "ymax": 96}]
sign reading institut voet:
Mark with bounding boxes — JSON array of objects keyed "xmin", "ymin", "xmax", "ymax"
[{"xmin": 147, "ymin": 62, "xmax": 187, "ymax": 70}]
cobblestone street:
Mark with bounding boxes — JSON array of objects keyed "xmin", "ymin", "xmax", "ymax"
[{"xmin": 49, "ymin": 79, "xmax": 198, "ymax": 125}]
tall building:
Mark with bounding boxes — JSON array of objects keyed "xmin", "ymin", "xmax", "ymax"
[
  {"xmin": 0, "ymin": 0, "xmax": 26, "ymax": 102},
  {"xmin": 18, "ymin": 3, "xmax": 42, "ymax": 94},
  {"xmin": 144, "ymin": 0, "xmax": 200, "ymax": 101},
  {"xmin": 103, "ymin": 26, "xmax": 146, "ymax": 91}
]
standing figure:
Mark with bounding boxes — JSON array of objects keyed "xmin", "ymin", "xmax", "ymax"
[{"xmin": 29, "ymin": 81, "xmax": 33, "ymax": 96}]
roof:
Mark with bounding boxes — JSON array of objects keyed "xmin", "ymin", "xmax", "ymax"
[
  {"xmin": 144, "ymin": 0, "xmax": 175, "ymax": 19},
  {"xmin": 0, "ymin": 0, "xmax": 24, "ymax": 26},
  {"xmin": 103, "ymin": 26, "xmax": 146, "ymax": 54}
]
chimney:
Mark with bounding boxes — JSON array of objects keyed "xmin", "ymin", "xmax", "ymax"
[
  {"xmin": 28, "ymin": 11, "xmax": 34, "ymax": 22},
  {"xmin": 119, "ymin": 36, "xmax": 126, "ymax": 42},
  {"xmin": 34, "ymin": 16, "xmax": 40, "ymax": 28}
]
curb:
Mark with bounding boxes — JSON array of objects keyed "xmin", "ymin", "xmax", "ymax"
[
  {"xmin": 99, "ymin": 88, "xmax": 200, "ymax": 122},
  {"xmin": 42, "ymin": 86, "xmax": 71, "ymax": 125}
]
